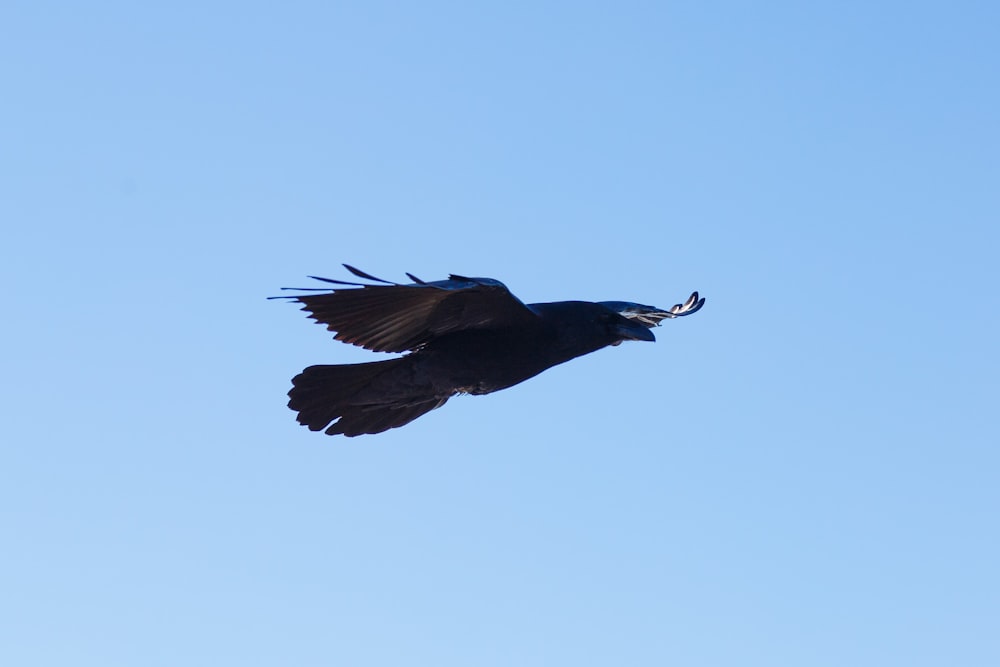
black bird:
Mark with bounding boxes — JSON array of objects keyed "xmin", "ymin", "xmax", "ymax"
[{"xmin": 273, "ymin": 265, "xmax": 705, "ymax": 437}]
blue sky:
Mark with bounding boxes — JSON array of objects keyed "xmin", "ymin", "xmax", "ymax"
[{"xmin": 2, "ymin": 1, "xmax": 998, "ymax": 665}]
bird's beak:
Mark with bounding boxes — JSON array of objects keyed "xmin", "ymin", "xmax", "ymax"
[{"xmin": 613, "ymin": 320, "xmax": 656, "ymax": 342}]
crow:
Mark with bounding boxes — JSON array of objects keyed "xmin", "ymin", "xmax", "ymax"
[{"xmin": 273, "ymin": 265, "xmax": 705, "ymax": 437}]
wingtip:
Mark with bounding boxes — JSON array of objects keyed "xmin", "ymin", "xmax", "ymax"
[
  {"xmin": 307, "ymin": 275, "xmax": 366, "ymax": 286},
  {"xmin": 342, "ymin": 264, "xmax": 396, "ymax": 284},
  {"xmin": 666, "ymin": 291, "xmax": 706, "ymax": 317},
  {"xmin": 689, "ymin": 293, "xmax": 706, "ymax": 315}
]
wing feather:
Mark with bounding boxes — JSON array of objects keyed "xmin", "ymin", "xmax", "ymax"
[{"xmin": 281, "ymin": 268, "xmax": 541, "ymax": 353}]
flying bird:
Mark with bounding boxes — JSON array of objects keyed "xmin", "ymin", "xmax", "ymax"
[{"xmin": 273, "ymin": 265, "xmax": 705, "ymax": 437}]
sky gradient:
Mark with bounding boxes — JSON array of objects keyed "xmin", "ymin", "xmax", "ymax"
[{"xmin": 2, "ymin": 2, "xmax": 998, "ymax": 665}]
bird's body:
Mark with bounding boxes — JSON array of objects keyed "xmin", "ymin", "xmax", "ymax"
[{"xmin": 274, "ymin": 266, "xmax": 704, "ymax": 437}]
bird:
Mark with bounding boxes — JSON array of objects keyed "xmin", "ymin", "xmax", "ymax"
[{"xmin": 272, "ymin": 265, "xmax": 705, "ymax": 437}]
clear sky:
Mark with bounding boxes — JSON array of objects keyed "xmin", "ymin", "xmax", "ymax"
[{"xmin": 2, "ymin": 2, "xmax": 998, "ymax": 665}]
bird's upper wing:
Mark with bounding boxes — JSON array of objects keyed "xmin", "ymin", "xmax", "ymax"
[
  {"xmin": 598, "ymin": 292, "xmax": 706, "ymax": 327},
  {"xmin": 273, "ymin": 265, "xmax": 543, "ymax": 353}
]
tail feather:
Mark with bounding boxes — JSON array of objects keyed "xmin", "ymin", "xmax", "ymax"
[
  {"xmin": 323, "ymin": 397, "xmax": 448, "ymax": 437},
  {"xmin": 288, "ymin": 359, "xmax": 448, "ymax": 437}
]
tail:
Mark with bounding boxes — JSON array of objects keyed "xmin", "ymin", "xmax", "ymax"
[{"xmin": 287, "ymin": 359, "xmax": 449, "ymax": 437}]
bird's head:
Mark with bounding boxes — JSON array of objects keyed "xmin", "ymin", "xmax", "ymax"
[
  {"xmin": 530, "ymin": 301, "xmax": 656, "ymax": 355},
  {"xmin": 603, "ymin": 308, "xmax": 657, "ymax": 343}
]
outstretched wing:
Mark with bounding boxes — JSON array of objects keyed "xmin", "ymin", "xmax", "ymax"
[
  {"xmin": 598, "ymin": 291, "xmax": 706, "ymax": 328},
  {"xmin": 272, "ymin": 265, "xmax": 542, "ymax": 353}
]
